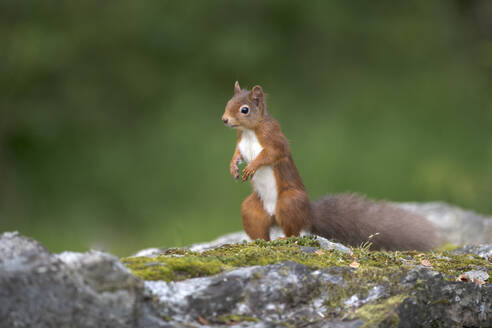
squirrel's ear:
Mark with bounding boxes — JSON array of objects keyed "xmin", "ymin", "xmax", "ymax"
[
  {"xmin": 250, "ymin": 85, "xmax": 264, "ymax": 106},
  {"xmin": 234, "ymin": 81, "xmax": 241, "ymax": 94}
]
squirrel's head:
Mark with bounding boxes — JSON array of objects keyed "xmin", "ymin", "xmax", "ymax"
[{"xmin": 222, "ymin": 81, "xmax": 266, "ymax": 130}]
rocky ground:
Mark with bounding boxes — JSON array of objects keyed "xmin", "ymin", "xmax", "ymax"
[{"xmin": 1, "ymin": 202, "xmax": 492, "ymax": 327}]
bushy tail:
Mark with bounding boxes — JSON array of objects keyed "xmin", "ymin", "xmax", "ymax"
[{"xmin": 310, "ymin": 193, "xmax": 442, "ymax": 251}]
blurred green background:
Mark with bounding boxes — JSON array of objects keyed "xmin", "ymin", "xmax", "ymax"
[{"xmin": 1, "ymin": 1, "xmax": 491, "ymax": 256}]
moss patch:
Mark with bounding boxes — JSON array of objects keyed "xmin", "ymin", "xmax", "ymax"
[
  {"xmin": 121, "ymin": 255, "xmax": 224, "ymax": 281},
  {"xmin": 353, "ymin": 295, "xmax": 406, "ymax": 328},
  {"xmin": 322, "ymin": 266, "xmax": 407, "ymax": 317},
  {"xmin": 121, "ymin": 237, "xmax": 492, "ymax": 282}
]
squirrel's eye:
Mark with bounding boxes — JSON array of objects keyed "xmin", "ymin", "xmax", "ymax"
[{"xmin": 240, "ymin": 106, "xmax": 249, "ymax": 114}]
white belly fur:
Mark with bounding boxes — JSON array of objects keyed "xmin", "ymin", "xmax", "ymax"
[{"xmin": 238, "ymin": 129, "xmax": 278, "ymax": 216}]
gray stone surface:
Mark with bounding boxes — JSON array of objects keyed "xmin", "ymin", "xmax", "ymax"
[
  {"xmin": 397, "ymin": 201, "xmax": 492, "ymax": 245},
  {"xmin": 145, "ymin": 261, "xmax": 365, "ymax": 327},
  {"xmin": 461, "ymin": 270, "xmax": 489, "ymax": 282},
  {"xmin": 453, "ymin": 244, "xmax": 492, "ymax": 260},
  {"xmin": 0, "ymin": 231, "xmax": 167, "ymax": 328},
  {"xmin": 398, "ymin": 268, "xmax": 492, "ymax": 328},
  {"xmin": 142, "ymin": 262, "xmax": 492, "ymax": 327}
]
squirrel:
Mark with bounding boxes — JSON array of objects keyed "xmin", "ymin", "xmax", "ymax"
[{"xmin": 221, "ymin": 81, "xmax": 441, "ymax": 251}]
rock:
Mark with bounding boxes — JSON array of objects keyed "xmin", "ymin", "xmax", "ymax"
[
  {"xmin": 188, "ymin": 228, "xmax": 352, "ymax": 254},
  {"xmin": 461, "ymin": 270, "xmax": 489, "ymax": 282},
  {"xmin": 397, "ymin": 201, "xmax": 492, "ymax": 245},
  {"xmin": 189, "ymin": 231, "xmax": 250, "ymax": 253},
  {"xmin": 300, "ymin": 246, "xmax": 319, "ymax": 254},
  {"xmin": 2, "ymin": 227, "xmax": 492, "ymax": 327},
  {"xmin": 398, "ymin": 267, "xmax": 492, "ymax": 328},
  {"xmin": 142, "ymin": 259, "xmax": 491, "ymax": 327},
  {"xmin": 146, "ymin": 261, "xmax": 363, "ymax": 327},
  {"xmin": 453, "ymin": 244, "xmax": 492, "ymax": 260},
  {"xmin": 0, "ymin": 231, "xmax": 167, "ymax": 328},
  {"xmin": 344, "ymin": 285, "xmax": 386, "ymax": 308},
  {"xmin": 316, "ymin": 236, "xmax": 352, "ymax": 254},
  {"xmin": 135, "ymin": 228, "xmax": 352, "ymax": 257},
  {"xmin": 122, "ymin": 234, "xmax": 492, "ymax": 327}
]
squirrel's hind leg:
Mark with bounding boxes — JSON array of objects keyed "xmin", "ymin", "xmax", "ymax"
[
  {"xmin": 241, "ymin": 193, "xmax": 273, "ymax": 241},
  {"xmin": 275, "ymin": 189, "xmax": 311, "ymax": 237}
]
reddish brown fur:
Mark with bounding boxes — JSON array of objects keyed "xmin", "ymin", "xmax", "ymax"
[
  {"xmin": 241, "ymin": 193, "xmax": 274, "ymax": 240},
  {"xmin": 222, "ymin": 82, "xmax": 441, "ymax": 251},
  {"xmin": 222, "ymin": 82, "xmax": 312, "ymax": 240}
]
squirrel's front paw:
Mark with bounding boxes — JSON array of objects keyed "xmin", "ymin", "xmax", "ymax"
[
  {"xmin": 242, "ymin": 165, "xmax": 257, "ymax": 182},
  {"xmin": 230, "ymin": 163, "xmax": 239, "ymax": 180},
  {"xmin": 230, "ymin": 156, "xmax": 242, "ymax": 180}
]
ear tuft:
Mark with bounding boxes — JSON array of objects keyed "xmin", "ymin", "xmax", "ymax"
[
  {"xmin": 234, "ymin": 81, "xmax": 241, "ymax": 94},
  {"xmin": 251, "ymin": 85, "xmax": 263, "ymax": 101}
]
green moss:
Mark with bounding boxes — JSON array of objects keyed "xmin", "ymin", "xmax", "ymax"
[
  {"xmin": 422, "ymin": 252, "xmax": 490, "ymax": 279},
  {"xmin": 324, "ymin": 281, "xmax": 348, "ymax": 314},
  {"xmin": 121, "ymin": 236, "xmax": 492, "ymax": 282},
  {"xmin": 322, "ymin": 266, "xmax": 407, "ymax": 318},
  {"xmin": 431, "ymin": 298, "xmax": 450, "ymax": 306},
  {"xmin": 353, "ymin": 295, "xmax": 406, "ymax": 328},
  {"xmin": 122, "ymin": 236, "xmax": 348, "ymax": 281},
  {"xmin": 122, "ymin": 255, "xmax": 224, "ymax": 281},
  {"xmin": 350, "ymin": 248, "xmax": 491, "ymax": 282},
  {"xmin": 252, "ymin": 236, "xmax": 321, "ymax": 248},
  {"xmin": 437, "ymin": 243, "xmax": 459, "ymax": 252}
]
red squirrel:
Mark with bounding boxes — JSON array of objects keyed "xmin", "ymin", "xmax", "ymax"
[{"xmin": 222, "ymin": 82, "xmax": 441, "ymax": 251}]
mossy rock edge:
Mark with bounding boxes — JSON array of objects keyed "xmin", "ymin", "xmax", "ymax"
[
  {"xmin": 122, "ymin": 236, "xmax": 490, "ymax": 283},
  {"xmin": 121, "ymin": 237, "xmax": 492, "ymax": 327}
]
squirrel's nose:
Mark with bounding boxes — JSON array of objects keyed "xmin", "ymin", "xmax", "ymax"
[{"xmin": 222, "ymin": 117, "xmax": 229, "ymax": 124}]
